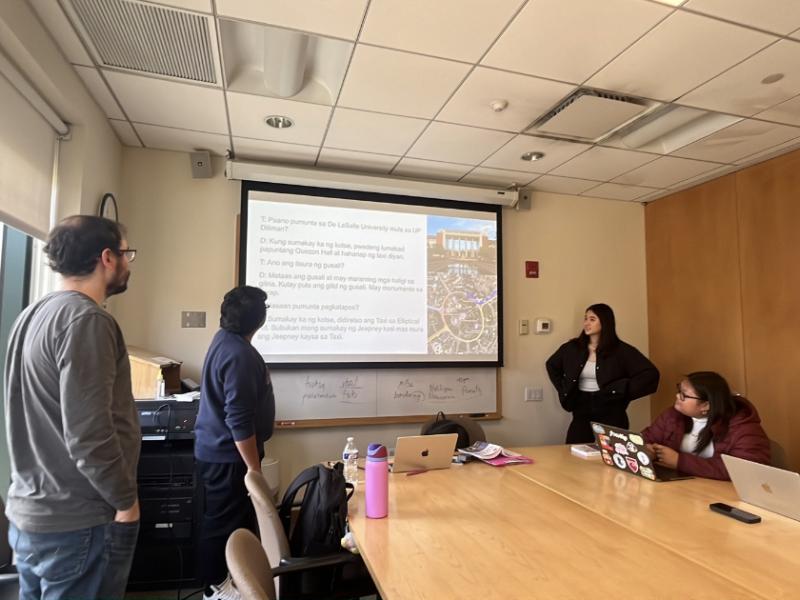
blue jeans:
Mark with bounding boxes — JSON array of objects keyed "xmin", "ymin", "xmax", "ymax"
[{"xmin": 9, "ymin": 520, "xmax": 139, "ymax": 600}]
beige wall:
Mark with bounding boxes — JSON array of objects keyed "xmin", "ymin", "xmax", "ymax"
[
  {"xmin": 0, "ymin": 0, "xmax": 122, "ymax": 220},
  {"xmin": 113, "ymin": 147, "xmax": 652, "ymax": 488}
]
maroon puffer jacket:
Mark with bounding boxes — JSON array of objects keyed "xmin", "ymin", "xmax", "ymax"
[{"xmin": 641, "ymin": 397, "xmax": 771, "ymax": 480}]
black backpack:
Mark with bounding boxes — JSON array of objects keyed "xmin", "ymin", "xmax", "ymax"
[
  {"xmin": 278, "ymin": 462, "xmax": 354, "ymax": 557},
  {"xmin": 422, "ymin": 411, "xmax": 471, "ymax": 449}
]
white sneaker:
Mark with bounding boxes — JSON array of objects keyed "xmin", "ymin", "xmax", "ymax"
[{"xmin": 204, "ymin": 574, "xmax": 241, "ymax": 600}]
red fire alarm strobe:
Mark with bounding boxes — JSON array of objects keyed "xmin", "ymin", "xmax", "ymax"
[{"xmin": 525, "ymin": 261, "xmax": 539, "ymax": 278}]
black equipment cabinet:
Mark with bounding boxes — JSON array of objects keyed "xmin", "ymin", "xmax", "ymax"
[{"xmin": 128, "ymin": 400, "xmax": 202, "ymax": 591}]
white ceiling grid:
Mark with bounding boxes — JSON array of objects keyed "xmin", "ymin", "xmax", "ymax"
[{"xmin": 32, "ymin": 0, "xmax": 800, "ymax": 203}]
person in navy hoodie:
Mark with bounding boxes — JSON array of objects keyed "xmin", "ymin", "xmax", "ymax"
[
  {"xmin": 643, "ymin": 371, "xmax": 770, "ymax": 480},
  {"xmin": 194, "ymin": 285, "xmax": 275, "ymax": 600}
]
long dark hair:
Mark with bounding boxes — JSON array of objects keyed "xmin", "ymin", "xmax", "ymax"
[
  {"xmin": 683, "ymin": 371, "xmax": 739, "ymax": 454},
  {"xmin": 577, "ymin": 303, "xmax": 620, "ymax": 356}
]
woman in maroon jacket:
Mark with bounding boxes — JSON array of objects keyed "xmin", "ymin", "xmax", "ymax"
[{"xmin": 643, "ymin": 371, "xmax": 770, "ymax": 480}]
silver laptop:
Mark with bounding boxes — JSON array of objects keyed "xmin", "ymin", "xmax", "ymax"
[
  {"xmin": 722, "ymin": 455, "xmax": 800, "ymax": 521},
  {"xmin": 389, "ymin": 434, "xmax": 458, "ymax": 473}
]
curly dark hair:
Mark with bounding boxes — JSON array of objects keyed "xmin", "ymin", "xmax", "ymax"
[
  {"xmin": 220, "ymin": 286, "xmax": 268, "ymax": 335},
  {"xmin": 43, "ymin": 216, "xmax": 127, "ymax": 277}
]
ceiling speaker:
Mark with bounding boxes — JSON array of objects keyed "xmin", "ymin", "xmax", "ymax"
[{"xmin": 190, "ymin": 151, "xmax": 212, "ymax": 178}]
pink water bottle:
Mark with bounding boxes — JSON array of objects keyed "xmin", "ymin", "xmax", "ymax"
[{"xmin": 365, "ymin": 443, "xmax": 388, "ymax": 519}]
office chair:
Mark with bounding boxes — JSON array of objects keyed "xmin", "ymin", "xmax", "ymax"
[
  {"xmin": 244, "ymin": 471, "xmax": 378, "ymax": 600},
  {"xmin": 226, "ymin": 528, "xmax": 276, "ymax": 600}
]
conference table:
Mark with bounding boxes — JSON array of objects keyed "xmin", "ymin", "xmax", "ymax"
[{"xmin": 347, "ymin": 445, "xmax": 800, "ymax": 599}]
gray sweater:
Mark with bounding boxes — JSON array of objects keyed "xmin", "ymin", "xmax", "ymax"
[{"xmin": 4, "ymin": 291, "xmax": 140, "ymax": 533}]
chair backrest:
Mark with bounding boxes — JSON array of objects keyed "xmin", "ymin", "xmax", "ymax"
[
  {"xmin": 245, "ymin": 470, "xmax": 291, "ymax": 567},
  {"xmin": 226, "ymin": 529, "xmax": 276, "ymax": 600}
]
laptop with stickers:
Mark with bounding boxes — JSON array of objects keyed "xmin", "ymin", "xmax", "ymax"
[
  {"xmin": 389, "ymin": 434, "xmax": 458, "ymax": 473},
  {"xmin": 722, "ymin": 455, "xmax": 800, "ymax": 522},
  {"xmin": 591, "ymin": 422, "xmax": 692, "ymax": 482}
]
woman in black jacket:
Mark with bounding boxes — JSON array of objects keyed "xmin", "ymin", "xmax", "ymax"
[{"xmin": 546, "ymin": 303, "xmax": 659, "ymax": 444}]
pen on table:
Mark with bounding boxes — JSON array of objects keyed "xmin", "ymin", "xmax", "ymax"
[{"xmin": 406, "ymin": 469, "xmax": 427, "ymax": 476}]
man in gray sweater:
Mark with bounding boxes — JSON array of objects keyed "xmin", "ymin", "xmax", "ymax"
[{"xmin": 4, "ymin": 215, "xmax": 141, "ymax": 599}]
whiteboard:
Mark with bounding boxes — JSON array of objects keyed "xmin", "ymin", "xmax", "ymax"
[{"xmin": 271, "ymin": 368, "xmax": 497, "ymax": 424}]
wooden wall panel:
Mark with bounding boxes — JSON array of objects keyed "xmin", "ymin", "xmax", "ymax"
[
  {"xmin": 645, "ymin": 175, "xmax": 746, "ymax": 419},
  {"xmin": 736, "ymin": 149, "xmax": 800, "ymax": 470}
]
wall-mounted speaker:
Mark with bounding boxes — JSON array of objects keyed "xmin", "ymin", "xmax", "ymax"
[{"xmin": 190, "ymin": 151, "xmax": 212, "ymax": 178}]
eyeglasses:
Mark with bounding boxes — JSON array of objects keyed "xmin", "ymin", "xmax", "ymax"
[
  {"xmin": 116, "ymin": 248, "xmax": 137, "ymax": 262},
  {"xmin": 675, "ymin": 383, "xmax": 702, "ymax": 401}
]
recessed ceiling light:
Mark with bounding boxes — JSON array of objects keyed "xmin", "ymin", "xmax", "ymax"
[
  {"xmin": 265, "ymin": 115, "xmax": 294, "ymax": 129},
  {"xmin": 521, "ymin": 151, "xmax": 545, "ymax": 162},
  {"xmin": 761, "ymin": 73, "xmax": 784, "ymax": 85}
]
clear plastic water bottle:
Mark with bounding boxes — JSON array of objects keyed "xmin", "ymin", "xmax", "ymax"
[{"xmin": 342, "ymin": 437, "xmax": 359, "ymax": 485}]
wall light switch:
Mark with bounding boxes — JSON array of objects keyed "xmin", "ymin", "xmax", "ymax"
[
  {"xmin": 524, "ymin": 387, "xmax": 544, "ymax": 402},
  {"xmin": 182, "ymin": 311, "xmax": 206, "ymax": 328},
  {"xmin": 518, "ymin": 319, "xmax": 529, "ymax": 335}
]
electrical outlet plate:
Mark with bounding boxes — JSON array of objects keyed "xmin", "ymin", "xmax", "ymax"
[{"xmin": 182, "ymin": 311, "xmax": 206, "ymax": 328}]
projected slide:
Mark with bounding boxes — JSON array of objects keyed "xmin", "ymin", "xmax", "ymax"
[{"xmin": 243, "ymin": 188, "xmax": 500, "ymax": 365}]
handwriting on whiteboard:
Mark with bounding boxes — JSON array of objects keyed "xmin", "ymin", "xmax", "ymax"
[
  {"xmin": 391, "ymin": 376, "xmax": 483, "ymax": 403},
  {"xmin": 302, "ymin": 375, "xmax": 368, "ymax": 404}
]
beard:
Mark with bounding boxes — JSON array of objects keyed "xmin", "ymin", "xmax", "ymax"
[{"xmin": 106, "ymin": 262, "xmax": 130, "ymax": 297}]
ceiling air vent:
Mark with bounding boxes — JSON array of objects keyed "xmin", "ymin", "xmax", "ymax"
[
  {"xmin": 70, "ymin": 0, "xmax": 216, "ymax": 84},
  {"xmin": 529, "ymin": 89, "xmax": 651, "ymax": 143}
]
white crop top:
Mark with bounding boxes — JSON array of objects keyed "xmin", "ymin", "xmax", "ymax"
[{"xmin": 578, "ymin": 361, "xmax": 599, "ymax": 392}]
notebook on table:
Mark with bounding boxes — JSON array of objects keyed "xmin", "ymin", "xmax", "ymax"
[
  {"xmin": 722, "ymin": 455, "xmax": 800, "ymax": 522},
  {"xmin": 389, "ymin": 434, "xmax": 458, "ymax": 473},
  {"xmin": 591, "ymin": 422, "xmax": 693, "ymax": 482}
]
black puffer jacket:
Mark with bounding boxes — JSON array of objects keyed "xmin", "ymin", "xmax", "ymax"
[{"xmin": 545, "ymin": 339, "xmax": 659, "ymax": 415}]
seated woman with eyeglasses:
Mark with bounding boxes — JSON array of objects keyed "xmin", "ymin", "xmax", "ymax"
[{"xmin": 642, "ymin": 371, "xmax": 770, "ymax": 480}]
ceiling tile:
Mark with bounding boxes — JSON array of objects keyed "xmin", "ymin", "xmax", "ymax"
[
  {"xmin": 324, "ymin": 108, "xmax": 428, "ymax": 155},
  {"xmin": 734, "ymin": 137, "xmax": 800, "ymax": 165},
  {"xmin": 437, "ymin": 68, "xmax": 574, "ymax": 132},
  {"xmin": 792, "ymin": 28, "xmax": 800, "ymax": 41},
  {"xmin": 672, "ymin": 119, "xmax": 800, "ymax": 162},
  {"xmin": 141, "ymin": 0, "xmax": 212, "ymax": 11},
  {"xmin": 232, "ymin": 137, "xmax": 318, "ymax": 165},
  {"xmin": 109, "ymin": 119, "xmax": 141, "ymax": 147},
  {"xmin": 679, "ymin": 40, "xmax": 800, "ymax": 116},
  {"xmin": 215, "ymin": 0, "xmax": 368, "ymax": 40},
  {"xmin": 461, "ymin": 167, "xmax": 536, "ymax": 187},
  {"xmin": 338, "ymin": 45, "xmax": 470, "ymax": 118},
  {"xmin": 756, "ymin": 94, "xmax": 800, "ymax": 126},
  {"xmin": 73, "ymin": 66, "xmax": 125, "ymax": 120},
  {"xmin": 407, "ymin": 122, "xmax": 514, "ymax": 165},
  {"xmin": 136, "ymin": 123, "xmax": 230, "ymax": 155},
  {"xmin": 360, "ymin": 0, "xmax": 523, "ymax": 62},
  {"xmin": 667, "ymin": 164, "xmax": 734, "ymax": 189},
  {"xmin": 482, "ymin": 134, "xmax": 590, "ymax": 173},
  {"xmin": 583, "ymin": 182, "xmax": 657, "ymax": 201},
  {"xmin": 317, "ymin": 148, "xmax": 398, "ymax": 174},
  {"xmin": 104, "ymin": 71, "xmax": 228, "ymax": 133},
  {"xmin": 587, "ymin": 11, "xmax": 774, "ymax": 101},
  {"xmin": 684, "ymin": 0, "xmax": 800, "ymax": 36},
  {"xmin": 529, "ymin": 175, "xmax": 599, "ymax": 195},
  {"xmin": 393, "ymin": 158, "xmax": 473, "ymax": 182},
  {"xmin": 612, "ymin": 156, "xmax": 720, "ymax": 187},
  {"xmin": 227, "ymin": 92, "xmax": 331, "ymax": 146},
  {"xmin": 29, "ymin": 0, "xmax": 93, "ymax": 65},
  {"xmin": 551, "ymin": 146, "xmax": 656, "ymax": 181},
  {"xmin": 482, "ymin": 0, "xmax": 670, "ymax": 84}
]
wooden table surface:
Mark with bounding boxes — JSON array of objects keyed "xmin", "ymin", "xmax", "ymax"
[
  {"xmin": 348, "ymin": 449, "xmax": 770, "ymax": 600},
  {"xmin": 510, "ymin": 445, "xmax": 800, "ymax": 600}
]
